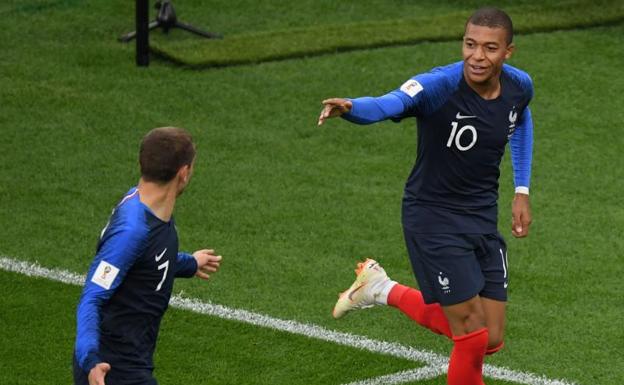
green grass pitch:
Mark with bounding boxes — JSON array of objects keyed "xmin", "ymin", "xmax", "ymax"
[{"xmin": 1, "ymin": 1, "xmax": 623, "ymax": 384}]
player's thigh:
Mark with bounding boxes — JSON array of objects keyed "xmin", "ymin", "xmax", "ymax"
[{"xmin": 403, "ymin": 231, "xmax": 485, "ymax": 307}]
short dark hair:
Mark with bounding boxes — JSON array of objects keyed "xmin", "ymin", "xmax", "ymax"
[
  {"xmin": 466, "ymin": 7, "xmax": 513, "ymax": 45},
  {"xmin": 139, "ymin": 127, "xmax": 196, "ymax": 183}
]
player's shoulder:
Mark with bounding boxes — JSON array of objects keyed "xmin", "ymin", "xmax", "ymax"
[
  {"xmin": 412, "ymin": 61, "xmax": 463, "ymax": 90},
  {"xmin": 395, "ymin": 62, "xmax": 463, "ymax": 115},
  {"xmin": 115, "ymin": 188, "xmax": 143, "ymax": 221},
  {"xmin": 107, "ymin": 187, "xmax": 150, "ymax": 239},
  {"xmin": 503, "ymin": 64, "xmax": 533, "ymax": 98}
]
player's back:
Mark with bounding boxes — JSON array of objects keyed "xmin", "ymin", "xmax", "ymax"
[{"xmin": 83, "ymin": 188, "xmax": 182, "ymax": 375}]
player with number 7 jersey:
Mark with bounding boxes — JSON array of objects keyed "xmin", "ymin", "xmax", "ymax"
[{"xmin": 73, "ymin": 127, "xmax": 222, "ymax": 385}]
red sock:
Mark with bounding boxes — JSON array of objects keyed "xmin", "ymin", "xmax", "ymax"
[
  {"xmin": 448, "ymin": 328, "xmax": 488, "ymax": 385},
  {"xmin": 387, "ymin": 284, "xmax": 452, "ymax": 338}
]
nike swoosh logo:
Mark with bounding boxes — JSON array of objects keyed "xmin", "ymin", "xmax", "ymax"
[
  {"xmin": 504, "ymin": 282, "xmax": 508, "ymax": 288},
  {"xmin": 155, "ymin": 248, "xmax": 167, "ymax": 262},
  {"xmin": 348, "ymin": 283, "xmax": 365, "ymax": 302},
  {"xmin": 456, "ymin": 112, "xmax": 477, "ymax": 119}
]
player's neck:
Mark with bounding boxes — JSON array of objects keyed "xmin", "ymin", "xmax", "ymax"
[
  {"xmin": 465, "ymin": 73, "xmax": 502, "ymax": 100},
  {"xmin": 137, "ymin": 179, "xmax": 178, "ymax": 222}
]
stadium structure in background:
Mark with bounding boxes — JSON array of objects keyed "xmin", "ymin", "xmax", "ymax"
[{"xmin": 119, "ymin": 0, "xmax": 222, "ymax": 67}]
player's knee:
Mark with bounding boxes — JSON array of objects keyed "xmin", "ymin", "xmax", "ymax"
[
  {"xmin": 464, "ymin": 311, "xmax": 486, "ymax": 333},
  {"xmin": 445, "ymin": 297, "xmax": 486, "ymax": 336},
  {"xmin": 447, "ymin": 304, "xmax": 486, "ymax": 336},
  {"xmin": 450, "ymin": 310, "xmax": 486, "ymax": 336}
]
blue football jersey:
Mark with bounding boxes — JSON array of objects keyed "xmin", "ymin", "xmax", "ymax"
[
  {"xmin": 74, "ymin": 187, "xmax": 197, "ymax": 376},
  {"xmin": 343, "ymin": 61, "xmax": 533, "ymax": 233}
]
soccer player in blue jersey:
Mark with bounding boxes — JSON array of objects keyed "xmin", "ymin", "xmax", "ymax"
[
  {"xmin": 73, "ymin": 127, "xmax": 222, "ymax": 385},
  {"xmin": 318, "ymin": 8, "xmax": 532, "ymax": 385}
]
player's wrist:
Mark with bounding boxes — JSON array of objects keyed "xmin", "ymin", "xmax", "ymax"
[
  {"xmin": 82, "ymin": 352, "xmax": 101, "ymax": 372},
  {"xmin": 342, "ymin": 98, "xmax": 353, "ymax": 115},
  {"xmin": 514, "ymin": 186, "xmax": 529, "ymax": 195}
]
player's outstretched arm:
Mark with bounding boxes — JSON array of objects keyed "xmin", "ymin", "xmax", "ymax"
[
  {"xmin": 318, "ymin": 98, "xmax": 353, "ymax": 126},
  {"xmin": 192, "ymin": 249, "xmax": 222, "ymax": 280},
  {"xmin": 319, "ymin": 92, "xmax": 410, "ymax": 126},
  {"xmin": 512, "ymin": 193, "xmax": 532, "ymax": 238},
  {"xmin": 88, "ymin": 362, "xmax": 111, "ymax": 385}
]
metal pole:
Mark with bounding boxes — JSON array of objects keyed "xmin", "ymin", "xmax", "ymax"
[{"xmin": 136, "ymin": 0, "xmax": 149, "ymax": 66}]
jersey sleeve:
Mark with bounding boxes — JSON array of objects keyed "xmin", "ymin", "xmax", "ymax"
[
  {"xmin": 74, "ymin": 223, "xmax": 147, "ymax": 372},
  {"xmin": 341, "ymin": 93, "xmax": 407, "ymax": 125},
  {"xmin": 340, "ymin": 62, "xmax": 462, "ymax": 124},
  {"xmin": 389, "ymin": 67, "xmax": 459, "ymax": 117},
  {"xmin": 175, "ymin": 252, "xmax": 198, "ymax": 278},
  {"xmin": 510, "ymin": 106, "xmax": 533, "ymax": 193}
]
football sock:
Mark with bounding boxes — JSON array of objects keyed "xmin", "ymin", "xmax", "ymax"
[
  {"xmin": 448, "ymin": 328, "xmax": 489, "ymax": 385},
  {"xmin": 369, "ymin": 278, "xmax": 397, "ymax": 306},
  {"xmin": 486, "ymin": 341, "xmax": 504, "ymax": 355},
  {"xmin": 387, "ymin": 284, "xmax": 452, "ymax": 338}
]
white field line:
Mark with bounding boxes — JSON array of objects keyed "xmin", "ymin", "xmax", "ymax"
[
  {"xmin": 0, "ymin": 256, "xmax": 579, "ymax": 385},
  {"xmin": 340, "ymin": 366, "xmax": 446, "ymax": 385}
]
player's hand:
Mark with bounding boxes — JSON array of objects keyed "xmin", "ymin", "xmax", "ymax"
[
  {"xmin": 88, "ymin": 362, "xmax": 110, "ymax": 385},
  {"xmin": 192, "ymin": 249, "xmax": 222, "ymax": 280},
  {"xmin": 318, "ymin": 98, "xmax": 352, "ymax": 126},
  {"xmin": 511, "ymin": 193, "xmax": 532, "ymax": 238}
]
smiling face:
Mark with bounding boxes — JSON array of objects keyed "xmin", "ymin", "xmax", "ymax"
[{"xmin": 462, "ymin": 22, "xmax": 514, "ymax": 92}]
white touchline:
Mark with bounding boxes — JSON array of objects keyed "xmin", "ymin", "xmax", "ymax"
[
  {"xmin": 0, "ymin": 256, "xmax": 579, "ymax": 385},
  {"xmin": 340, "ymin": 366, "xmax": 447, "ymax": 385}
]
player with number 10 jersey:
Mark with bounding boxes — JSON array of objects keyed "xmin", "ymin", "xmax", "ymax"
[{"xmin": 319, "ymin": 7, "xmax": 533, "ymax": 385}]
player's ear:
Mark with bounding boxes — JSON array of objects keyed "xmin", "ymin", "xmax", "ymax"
[
  {"xmin": 178, "ymin": 164, "xmax": 191, "ymax": 184},
  {"xmin": 504, "ymin": 43, "xmax": 515, "ymax": 60}
]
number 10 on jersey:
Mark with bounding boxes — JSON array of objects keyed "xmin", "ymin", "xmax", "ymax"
[{"xmin": 447, "ymin": 121, "xmax": 477, "ymax": 151}]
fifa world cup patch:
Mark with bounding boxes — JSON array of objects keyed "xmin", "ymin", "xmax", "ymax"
[
  {"xmin": 91, "ymin": 260, "xmax": 120, "ymax": 290},
  {"xmin": 400, "ymin": 79, "xmax": 424, "ymax": 98}
]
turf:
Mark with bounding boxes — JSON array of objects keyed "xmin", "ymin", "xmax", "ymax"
[
  {"xmin": 0, "ymin": 270, "xmax": 419, "ymax": 385},
  {"xmin": 1, "ymin": 1, "xmax": 623, "ymax": 384},
  {"xmin": 148, "ymin": 0, "xmax": 624, "ymax": 67}
]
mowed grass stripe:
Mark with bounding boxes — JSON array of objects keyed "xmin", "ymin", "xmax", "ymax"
[
  {"xmin": 0, "ymin": 256, "xmax": 581, "ymax": 385},
  {"xmin": 150, "ymin": 0, "xmax": 624, "ymax": 67}
]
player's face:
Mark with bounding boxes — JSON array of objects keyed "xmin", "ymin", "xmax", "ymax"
[{"xmin": 462, "ymin": 23, "xmax": 514, "ymax": 87}]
